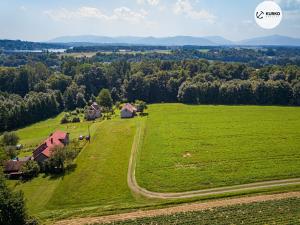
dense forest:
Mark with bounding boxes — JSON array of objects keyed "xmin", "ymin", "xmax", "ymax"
[
  {"xmin": 0, "ymin": 40, "xmax": 66, "ymax": 51},
  {"xmin": 2, "ymin": 47, "xmax": 300, "ymax": 68},
  {"xmin": 0, "ymin": 50, "xmax": 300, "ymax": 131}
]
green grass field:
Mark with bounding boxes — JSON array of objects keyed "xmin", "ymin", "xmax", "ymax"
[
  {"xmin": 7, "ymin": 116, "xmax": 160, "ymax": 221},
  {"xmin": 5, "ymin": 104, "xmax": 300, "ymax": 223},
  {"xmin": 136, "ymin": 104, "xmax": 300, "ymax": 192},
  {"xmin": 99, "ymin": 197, "xmax": 300, "ymax": 225},
  {"xmin": 15, "ymin": 113, "xmax": 97, "ymax": 147}
]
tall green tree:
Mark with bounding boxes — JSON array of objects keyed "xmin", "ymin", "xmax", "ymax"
[
  {"xmin": 0, "ymin": 173, "xmax": 38, "ymax": 225},
  {"xmin": 97, "ymin": 89, "xmax": 113, "ymax": 109}
]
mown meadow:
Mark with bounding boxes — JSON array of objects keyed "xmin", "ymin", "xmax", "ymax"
[{"xmin": 136, "ymin": 104, "xmax": 300, "ymax": 192}]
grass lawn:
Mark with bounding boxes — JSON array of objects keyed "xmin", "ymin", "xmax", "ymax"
[
  {"xmin": 7, "ymin": 115, "xmax": 161, "ymax": 222},
  {"xmin": 47, "ymin": 119, "xmax": 139, "ymax": 209},
  {"xmin": 100, "ymin": 197, "xmax": 300, "ymax": 225},
  {"xmin": 14, "ymin": 113, "xmax": 100, "ymax": 156},
  {"xmin": 136, "ymin": 104, "xmax": 300, "ymax": 192}
]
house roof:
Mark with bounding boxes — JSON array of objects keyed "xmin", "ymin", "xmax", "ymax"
[
  {"xmin": 33, "ymin": 130, "xmax": 68, "ymax": 159},
  {"xmin": 91, "ymin": 102, "xmax": 100, "ymax": 111},
  {"xmin": 3, "ymin": 160, "xmax": 26, "ymax": 173},
  {"xmin": 121, "ymin": 103, "xmax": 137, "ymax": 113}
]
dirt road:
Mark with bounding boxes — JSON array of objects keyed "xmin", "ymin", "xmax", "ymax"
[{"xmin": 55, "ymin": 191, "xmax": 300, "ymax": 225}]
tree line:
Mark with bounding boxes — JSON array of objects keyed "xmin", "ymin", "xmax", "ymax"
[{"xmin": 0, "ymin": 59, "xmax": 299, "ymax": 131}]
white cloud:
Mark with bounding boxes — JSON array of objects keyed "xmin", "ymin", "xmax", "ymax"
[
  {"xmin": 44, "ymin": 6, "xmax": 148, "ymax": 24},
  {"xmin": 173, "ymin": 0, "xmax": 216, "ymax": 22},
  {"xmin": 113, "ymin": 7, "xmax": 147, "ymax": 23},
  {"xmin": 137, "ymin": 0, "xmax": 160, "ymax": 6}
]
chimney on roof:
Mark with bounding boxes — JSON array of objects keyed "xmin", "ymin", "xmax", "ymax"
[{"xmin": 51, "ymin": 138, "xmax": 53, "ymax": 144}]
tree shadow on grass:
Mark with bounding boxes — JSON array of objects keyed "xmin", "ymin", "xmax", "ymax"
[
  {"xmin": 42, "ymin": 163, "xmax": 77, "ymax": 180},
  {"xmin": 139, "ymin": 112, "xmax": 149, "ymax": 117}
]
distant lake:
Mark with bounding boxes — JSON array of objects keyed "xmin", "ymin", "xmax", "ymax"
[{"xmin": 3, "ymin": 48, "xmax": 66, "ymax": 53}]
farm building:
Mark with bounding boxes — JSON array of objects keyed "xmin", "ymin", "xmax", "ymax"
[
  {"xmin": 120, "ymin": 103, "xmax": 137, "ymax": 118},
  {"xmin": 3, "ymin": 156, "xmax": 32, "ymax": 178},
  {"xmin": 85, "ymin": 102, "xmax": 101, "ymax": 120},
  {"xmin": 33, "ymin": 130, "xmax": 69, "ymax": 162}
]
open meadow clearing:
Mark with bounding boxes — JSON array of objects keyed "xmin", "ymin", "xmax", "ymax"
[{"xmin": 136, "ymin": 104, "xmax": 300, "ymax": 192}]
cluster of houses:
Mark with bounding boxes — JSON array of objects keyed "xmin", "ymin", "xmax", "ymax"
[
  {"xmin": 86, "ymin": 102, "xmax": 138, "ymax": 119},
  {"xmin": 3, "ymin": 102, "xmax": 139, "ymax": 178},
  {"xmin": 3, "ymin": 130, "xmax": 69, "ymax": 177}
]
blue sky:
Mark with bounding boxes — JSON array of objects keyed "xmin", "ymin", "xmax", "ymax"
[{"xmin": 0, "ymin": 0, "xmax": 299, "ymax": 41}]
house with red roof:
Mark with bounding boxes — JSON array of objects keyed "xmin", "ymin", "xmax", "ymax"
[
  {"xmin": 120, "ymin": 103, "xmax": 137, "ymax": 118},
  {"xmin": 33, "ymin": 130, "xmax": 69, "ymax": 162}
]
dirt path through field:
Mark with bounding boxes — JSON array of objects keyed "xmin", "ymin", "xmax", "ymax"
[
  {"xmin": 55, "ymin": 191, "xmax": 300, "ymax": 225},
  {"xmin": 127, "ymin": 121, "xmax": 300, "ymax": 199}
]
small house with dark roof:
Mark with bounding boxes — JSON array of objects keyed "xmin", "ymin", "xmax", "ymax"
[
  {"xmin": 120, "ymin": 103, "xmax": 137, "ymax": 118},
  {"xmin": 85, "ymin": 102, "xmax": 101, "ymax": 120},
  {"xmin": 33, "ymin": 130, "xmax": 69, "ymax": 162},
  {"xmin": 3, "ymin": 156, "xmax": 32, "ymax": 178}
]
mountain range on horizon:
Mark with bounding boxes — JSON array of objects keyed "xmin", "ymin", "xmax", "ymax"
[{"xmin": 48, "ymin": 34, "xmax": 300, "ymax": 46}]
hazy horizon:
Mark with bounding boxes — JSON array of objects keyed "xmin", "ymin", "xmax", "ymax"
[{"xmin": 0, "ymin": 0, "xmax": 300, "ymax": 42}]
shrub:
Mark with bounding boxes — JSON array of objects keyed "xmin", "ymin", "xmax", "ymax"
[
  {"xmin": 21, "ymin": 161, "xmax": 40, "ymax": 180},
  {"xmin": 71, "ymin": 111, "xmax": 78, "ymax": 116},
  {"xmin": 60, "ymin": 115, "xmax": 69, "ymax": 124},
  {"xmin": 1, "ymin": 132, "xmax": 19, "ymax": 146},
  {"xmin": 135, "ymin": 100, "xmax": 147, "ymax": 113},
  {"xmin": 72, "ymin": 117, "xmax": 80, "ymax": 123},
  {"xmin": 5, "ymin": 146, "xmax": 17, "ymax": 159}
]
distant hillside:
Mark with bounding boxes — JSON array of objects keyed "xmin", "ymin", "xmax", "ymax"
[
  {"xmin": 49, "ymin": 35, "xmax": 300, "ymax": 46},
  {"xmin": 238, "ymin": 35, "xmax": 300, "ymax": 46},
  {"xmin": 50, "ymin": 35, "xmax": 216, "ymax": 46},
  {"xmin": 1, "ymin": 35, "xmax": 300, "ymax": 51},
  {"xmin": 133, "ymin": 36, "xmax": 215, "ymax": 46},
  {"xmin": 204, "ymin": 36, "xmax": 234, "ymax": 45}
]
